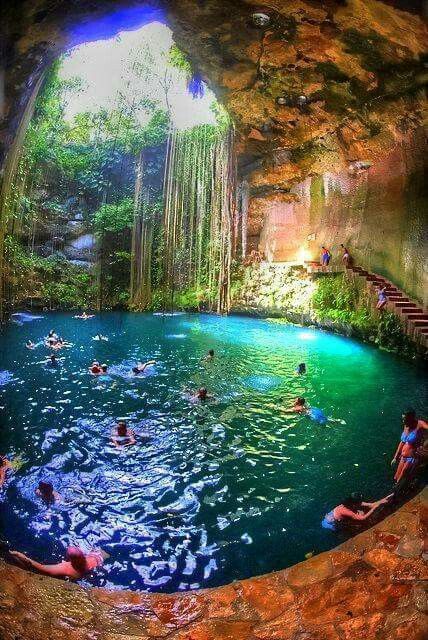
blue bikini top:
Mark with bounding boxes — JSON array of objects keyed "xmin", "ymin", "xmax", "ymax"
[{"xmin": 401, "ymin": 429, "xmax": 418, "ymax": 444}]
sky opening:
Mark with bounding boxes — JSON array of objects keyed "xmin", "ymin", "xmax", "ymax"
[{"xmin": 59, "ymin": 22, "xmax": 218, "ymax": 131}]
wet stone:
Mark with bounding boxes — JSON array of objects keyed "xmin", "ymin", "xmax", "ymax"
[
  {"xmin": 412, "ymin": 585, "xmax": 428, "ymax": 613},
  {"xmin": 395, "ymin": 535, "xmax": 423, "ymax": 559},
  {"xmin": 239, "ymin": 573, "xmax": 294, "ymax": 622},
  {"xmin": 286, "ymin": 553, "xmax": 333, "ymax": 588}
]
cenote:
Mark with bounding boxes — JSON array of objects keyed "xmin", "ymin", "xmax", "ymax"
[{"xmin": 0, "ymin": 312, "xmax": 426, "ymax": 592}]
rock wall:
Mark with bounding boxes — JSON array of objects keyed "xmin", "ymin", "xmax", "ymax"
[{"xmin": 253, "ymin": 127, "xmax": 428, "ymax": 306}]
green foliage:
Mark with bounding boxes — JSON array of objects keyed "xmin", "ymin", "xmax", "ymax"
[
  {"xmin": 316, "ymin": 62, "xmax": 349, "ymax": 83},
  {"xmin": 174, "ymin": 286, "xmax": 209, "ymax": 310},
  {"xmin": 94, "ymin": 198, "xmax": 134, "ymax": 234},
  {"xmin": 312, "ymin": 274, "xmax": 419, "ymax": 357},
  {"xmin": 168, "ymin": 44, "xmax": 192, "ymax": 74},
  {"xmin": 342, "ymin": 29, "xmax": 390, "ymax": 72},
  {"xmin": 376, "ymin": 311, "xmax": 414, "ymax": 353},
  {"xmin": 4, "ymin": 236, "xmax": 96, "ymax": 309}
]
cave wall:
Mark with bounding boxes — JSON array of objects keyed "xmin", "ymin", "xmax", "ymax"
[
  {"xmin": 254, "ymin": 127, "xmax": 428, "ymax": 305},
  {"xmin": 1, "ymin": 0, "xmax": 427, "ymax": 309}
]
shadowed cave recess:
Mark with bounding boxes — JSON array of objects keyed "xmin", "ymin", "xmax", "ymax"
[{"xmin": 0, "ymin": 2, "xmax": 427, "ymax": 637}]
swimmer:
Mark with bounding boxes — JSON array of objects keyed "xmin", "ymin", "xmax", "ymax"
[
  {"xmin": 9, "ymin": 546, "xmax": 103, "ymax": 580},
  {"xmin": 74, "ymin": 312, "xmax": 95, "ymax": 320},
  {"xmin": 296, "ymin": 363, "xmax": 306, "ymax": 375},
  {"xmin": 322, "ymin": 492, "xmax": 393, "ymax": 530},
  {"xmin": 286, "ymin": 398, "xmax": 327, "ymax": 424},
  {"xmin": 193, "ymin": 387, "xmax": 213, "ymax": 402},
  {"xmin": 290, "ymin": 397, "xmax": 308, "ymax": 413},
  {"xmin": 47, "ymin": 354, "xmax": 59, "ymax": 368},
  {"xmin": 93, "ymin": 334, "xmax": 108, "ymax": 342},
  {"xmin": 203, "ymin": 349, "xmax": 215, "ymax": 362},
  {"xmin": 35, "ymin": 481, "xmax": 61, "ymax": 505},
  {"xmin": 26, "ymin": 340, "xmax": 36, "ymax": 350},
  {"xmin": 100, "ymin": 364, "xmax": 108, "ymax": 374},
  {"xmin": 132, "ymin": 360, "xmax": 156, "ymax": 375},
  {"xmin": 111, "ymin": 421, "xmax": 136, "ymax": 447},
  {"xmin": 89, "ymin": 361, "xmax": 102, "ymax": 375},
  {"xmin": 0, "ymin": 456, "xmax": 12, "ymax": 488}
]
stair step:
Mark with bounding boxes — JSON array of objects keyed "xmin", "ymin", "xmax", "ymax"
[
  {"xmin": 389, "ymin": 296, "xmax": 409, "ymax": 302},
  {"xmin": 409, "ymin": 320, "xmax": 428, "ymax": 327},
  {"xmin": 393, "ymin": 301, "xmax": 417, "ymax": 307},
  {"xmin": 405, "ymin": 313, "xmax": 428, "ymax": 320}
]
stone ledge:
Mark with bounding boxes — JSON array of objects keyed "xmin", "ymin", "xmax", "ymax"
[{"xmin": 0, "ymin": 487, "xmax": 426, "ymax": 640}]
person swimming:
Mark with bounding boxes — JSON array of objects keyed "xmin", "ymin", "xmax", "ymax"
[
  {"xmin": 89, "ymin": 361, "xmax": 102, "ymax": 375},
  {"xmin": 74, "ymin": 312, "xmax": 95, "ymax": 320},
  {"xmin": 9, "ymin": 545, "xmax": 103, "ymax": 580},
  {"xmin": 47, "ymin": 354, "xmax": 59, "ymax": 368},
  {"xmin": 288, "ymin": 398, "xmax": 327, "ymax": 424},
  {"xmin": 111, "ymin": 421, "xmax": 136, "ymax": 447},
  {"xmin": 296, "ymin": 363, "xmax": 306, "ymax": 375},
  {"xmin": 203, "ymin": 349, "xmax": 215, "ymax": 362},
  {"xmin": 132, "ymin": 360, "xmax": 156, "ymax": 375},
  {"xmin": 93, "ymin": 334, "xmax": 108, "ymax": 342},
  {"xmin": 36, "ymin": 481, "xmax": 60, "ymax": 505},
  {"xmin": 322, "ymin": 492, "xmax": 392, "ymax": 531},
  {"xmin": 26, "ymin": 340, "xmax": 36, "ymax": 350},
  {"xmin": 0, "ymin": 456, "xmax": 12, "ymax": 488},
  {"xmin": 193, "ymin": 387, "xmax": 213, "ymax": 402}
]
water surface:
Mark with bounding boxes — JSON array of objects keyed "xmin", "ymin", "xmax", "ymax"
[{"xmin": 0, "ymin": 312, "xmax": 426, "ymax": 591}]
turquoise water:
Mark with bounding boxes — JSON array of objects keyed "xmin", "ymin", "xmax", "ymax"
[{"xmin": 0, "ymin": 312, "xmax": 426, "ymax": 591}]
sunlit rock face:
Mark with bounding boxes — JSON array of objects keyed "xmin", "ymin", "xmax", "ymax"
[
  {"xmin": 1, "ymin": 0, "xmax": 427, "ymax": 302},
  {"xmin": 254, "ymin": 127, "xmax": 427, "ymax": 306}
]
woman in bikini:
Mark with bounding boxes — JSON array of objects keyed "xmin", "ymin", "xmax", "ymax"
[
  {"xmin": 391, "ymin": 409, "xmax": 428, "ymax": 483},
  {"xmin": 322, "ymin": 492, "xmax": 392, "ymax": 531}
]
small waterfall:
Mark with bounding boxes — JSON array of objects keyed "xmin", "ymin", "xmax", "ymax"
[{"xmin": 162, "ymin": 122, "xmax": 237, "ymax": 313}]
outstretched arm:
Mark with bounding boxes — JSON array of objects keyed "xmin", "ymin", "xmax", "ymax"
[
  {"xmin": 9, "ymin": 552, "xmax": 72, "ymax": 578},
  {"xmin": 342, "ymin": 497, "xmax": 389, "ymax": 521}
]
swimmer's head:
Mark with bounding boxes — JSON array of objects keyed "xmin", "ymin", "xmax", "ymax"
[
  {"xmin": 343, "ymin": 492, "xmax": 364, "ymax": 510},
  {"xmin": 198, "ymin": 387, "xmax": 208, "ymax": 400},
  {"xmin": 403, "ymin": 408, "xmax": 417, "ymax": 429},
  {"xmin": 65, "ymin": 546, "xmax": 87, "ymax": 573},
  {"xmin": 101, "ymin": 364, "xmax": 108, "ymax": 372},
  {"xmin": 38, "ymin": 481, "xmax": 54, "ymax": 500},
  {"xmin": 117, "ymin": 421, "xmax": 127, "ymax": 436},
  {"xmin": 296, "ymin": 397, "xmax": 306, "ymax": 406},
  {"xmin": 208, "ymin": 349, "xmax": 214, "ymax": 357},
  {"xmin": 297, "ymin": 363, "xmax": 306, "ymax": 373},
  {"xmin": 50, "ymin": 354, "xmax": 56, "ymax": 361},
  {"xmin": 48, "ymin": 330, "xmax": 54, "ymax": 337}
]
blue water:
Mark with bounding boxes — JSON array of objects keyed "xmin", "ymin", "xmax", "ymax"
[{"xmin": 0, "ymin": 312, "xmax": 426, "ymax": 592}]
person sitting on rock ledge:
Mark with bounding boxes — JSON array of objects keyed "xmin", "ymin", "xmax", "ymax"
[
  {"xmin": 9, "ymin": 546, "xmax": 103, "ymax": 580},
  {"xmin": 322, "ymin": 492, "xmax": 393, "ymax": 531}
]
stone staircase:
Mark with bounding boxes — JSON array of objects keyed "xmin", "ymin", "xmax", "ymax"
[
  {"xmin": 347, "ymin": 265, "xmax": 428, "ymax": 350},
  {"xmin": 304, "ymin": 260, "xmax": 428, "ymax": 352}
]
